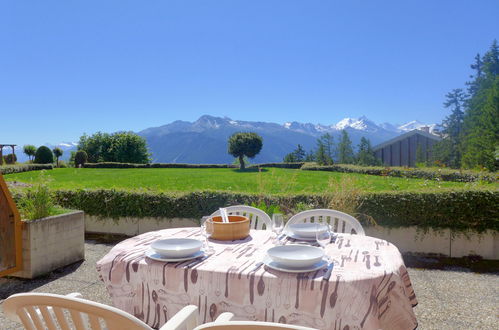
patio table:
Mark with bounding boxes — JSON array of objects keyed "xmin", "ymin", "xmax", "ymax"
[{"xmin": 96, "ymin": 227, "xmax": 417, "ymax": 329}]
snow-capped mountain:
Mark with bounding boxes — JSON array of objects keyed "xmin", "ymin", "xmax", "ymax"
[
  {"xmin": 138, "ymin": 115, "xmax": 437, "ymax": 163},
  {"xmin": 397, "ymin": 120, "xmax": 439, "ymax": 134}
]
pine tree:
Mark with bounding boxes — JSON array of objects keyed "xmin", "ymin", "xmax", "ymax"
[
  {"xmin": 356, "ymin": 137, "xmax": 379, "ymax": 166},
  {"xmin": 315, "ymin": 134, "xmax": 334, "ymax": 165},
  {"xmin": 338, "ymin": 130, "xmax": 354, "ymax": 164},
  {"xmin": 461, "ymin": 40, "xmax": 499, "ymax": 170},
  {"xmin": 439, "ymin": 88, "xmax": 465, "ymax": 168},
  {"xmin": 294, "ymin": 144, "xmax": 306, "ymax": 162}
]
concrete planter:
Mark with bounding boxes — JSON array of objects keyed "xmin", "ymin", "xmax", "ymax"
[{"xmin": 12, "ymin": 211, "xmax": 85, "ymax": 279}]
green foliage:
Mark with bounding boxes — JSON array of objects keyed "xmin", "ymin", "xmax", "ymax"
[
  {"xmin": 83, "ymin": 162, "xmax": 237, "ymax": 168},
  {"xmin": 23, "ymin": 145, "xmax": 37, "ymax": 162},
  {"xmin": 51, "ymin": 188, "xmax": 499, "ymax": 232},
  {"xmin": 3, "ymin": 153, "xmax": 17, "ymax": 164},
  {"xmin": 34, "ymin": 146, "xmax": 54, "ymax": 164},
  {"xmin": 78, "ymin": 131, "xmax": 151, "ymax": 164},
  {"xmin": 75, "ymin": 150, "xmax": 88, "ymax": 167},
  {"xmin": 356, "ymin": 137, "xmax": 380, "ymax": 166},
  {"xmin": 315, "ymin": 133, "xmax": 334, "ymax": 165},
  {"xmin": 18, "ymin": 172, "xmax": 56, "ymax": 220},
  {"xmin": 301, "ymin": 163, "xmax": 498, "ymax": 183},
  {"xmin": 338, "ymin": 130, "xmax": 355, "ymax": 164},
  {"xmin": 248, "ymin": 163, "xmax": 304, "ymax": 169},
  {"xmin": 283, "ymin": 144, "xmax": 306, "ymax": 163},
  {"xmin": 250, "ymin": 201, "xmax": 282, "ymax": 218},
  {"xmin": 52, "ymin": 147, "xmax": 63, "ymax": 167},
  {"xmin": 228, "ymin": 132, "xmax": 263, "ymax": 170},
  {"xmin": 0, "ymin": 164, "xmax": 53, "ymax": 175}
]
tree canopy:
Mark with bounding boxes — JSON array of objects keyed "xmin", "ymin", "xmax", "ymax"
[
  {"xmin": 78, "ymin": 131, "xmax": 151, "ymax": 164},
  {"xmin": 228, "ymin": 132, "xmax": 263, "ymax": 170},
  {"xmin": 338, "ymin": 130, "xmax": 355, "ymax": 164}
]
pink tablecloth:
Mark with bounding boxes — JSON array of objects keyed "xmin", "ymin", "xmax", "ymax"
[{"xmin": 96, "ymin": 228, "xmax": 417, "ymax": 329}]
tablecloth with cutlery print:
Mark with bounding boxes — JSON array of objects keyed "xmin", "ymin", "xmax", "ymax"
[{"xmin": 96, "ymin": 228, "xmax": 417, "ymax": 329}]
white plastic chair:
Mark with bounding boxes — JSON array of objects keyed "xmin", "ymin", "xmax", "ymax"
[
  {"xmin": 285, "ymin": 209, "xmax": 365, "ymax": 235},
  {"xmin": 194, "ymin": 312, "xmax": 318, "ymax": 330},
  {"xmin": 3, "ymin": 292, "xmax": 199, "ymax": 330},
  {"xmin": 210, "ymin": 205, "xmax": 272, "ymax": 230}
]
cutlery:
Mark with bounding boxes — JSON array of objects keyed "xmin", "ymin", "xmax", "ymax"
[
  {"xmin": 322, "ymin": 261, "xmax": 334, "ymax": 281},
  {"xmin": 184, "ymin": 255, "xmax": 210, "ymax": 268}
]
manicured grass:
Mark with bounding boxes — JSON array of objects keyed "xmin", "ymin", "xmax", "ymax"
[{"xmin": 5, "ymin": 168, "xmax": 495, "ymax": 194}]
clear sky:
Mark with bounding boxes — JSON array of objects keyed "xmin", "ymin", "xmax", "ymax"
[{"xmin": 1, "ymin": 0, "xmax": 498, "ymax": 145}]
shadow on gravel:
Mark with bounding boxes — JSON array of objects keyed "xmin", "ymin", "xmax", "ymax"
[
  {"xmin": 403, "ymin": 253, "xmax": 499, "ymax": 274},
  {"xmin": 0, "ymin": 260, "xmax": 85, "ymax": 300}
]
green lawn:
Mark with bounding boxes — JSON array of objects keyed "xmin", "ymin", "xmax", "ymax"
[{"xmin": 5, "ymin": 168, "xmax": 494, "ymax": 194}]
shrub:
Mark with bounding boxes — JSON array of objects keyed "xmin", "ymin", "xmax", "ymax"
[
  {"xmin": 3, "ymin": 153, "xmax": 17, "ymax": 164},
  {"xmin": 52, "ymin": 189, "xmax": 499, "ymax": 232},
  {"xmin": 0, "ymin": 164, "xmax": 53, "ymax": 175},
  {"xmin": 75, "ymin": 150, "xmax": 88, "ymax": 167},
  {"xmin": 82, "ymin": 162, "xmax": 237, "ymax": 169},
  {"xmin": 301, "ymin": 163, "xmax": 498, "ymax": 183},
  {"xmin": 248, "ymin": 163, "xmax": 305, "ymax": 169},
  {"xmin": 17, "ymin": 172, "xmax": 55, "ymax": 220},
  {"xmin": 34, "ymin": 146, "xmax": 54, "ymax": 164}
]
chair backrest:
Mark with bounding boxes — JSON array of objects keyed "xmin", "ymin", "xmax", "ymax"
[
  {"xmin": 195, "ymin": 321, "xmax": 317, "ymax": 330},
  {"xmin": 3, "ymin": 293, "xmax": 152, "ymax": 330},
  {"xmin": 285, "ymin": 209, "xmax": 365, "ymax": 235},
  {"xmin": 211, "ymin": 205, "xmax": 272, "ymax": 230}
]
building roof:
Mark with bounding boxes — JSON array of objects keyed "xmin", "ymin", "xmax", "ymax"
[{"xmin": 373, "ymin": 129, "xmax": 441, "ymax": 151}]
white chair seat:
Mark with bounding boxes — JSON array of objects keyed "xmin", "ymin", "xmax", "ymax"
[{"xmin": 195, "ymin": 312, "xmax": 318, "ymax": 330}]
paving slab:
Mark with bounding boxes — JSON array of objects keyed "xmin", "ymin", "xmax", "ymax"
[{"xmin": 1, "ymin": 241, "xmax": 498, "ymax": 329}]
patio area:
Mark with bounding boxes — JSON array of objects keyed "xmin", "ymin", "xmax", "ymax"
[{"xmin": 1, "ymin": 240, "xmax": 498, "ymax": 330}]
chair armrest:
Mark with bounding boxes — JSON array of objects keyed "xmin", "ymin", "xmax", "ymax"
[
  {"xmin": 65, "ymin": 292, "xmax": 83, "ymax": 299},
  {"xmin": 160, "ymin": 305, "xmax": 199, "ymax": 330},
  {"xmin": 214, "ymin": 312, "xmax": 235, "ymax": 322}
]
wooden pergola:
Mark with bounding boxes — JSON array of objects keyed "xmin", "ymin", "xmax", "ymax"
[{"xmin": 0, "ymin": 144, "xmax": 16, "ymax": 165}]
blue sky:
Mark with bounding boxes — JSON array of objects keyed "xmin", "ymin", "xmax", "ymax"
[{"xmin": 1, "ymin": 0, "xmax": 498, "ymax": 145}]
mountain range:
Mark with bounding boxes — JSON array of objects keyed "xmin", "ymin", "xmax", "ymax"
[
  {"xmin": 138, "ymin": 115, "xmax": 438, "ymax": 163},
  {"xmin": 12, "ymin": 116, "xmax": 437, "ymax": 164}
]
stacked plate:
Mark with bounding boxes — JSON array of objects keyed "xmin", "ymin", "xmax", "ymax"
[
  {"xmin": 285, "ymin": 223, "xmax": 328, "ymax": 241},
  {"xmin": 146, "ymin": 238, "xmax": 204, "ymax": 262},
  {"xmin": 264, "ymin": 245, "xmax": 327, "ymax": 273}
]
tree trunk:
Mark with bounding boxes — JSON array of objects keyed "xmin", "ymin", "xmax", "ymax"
[{"xmin": 239, "ymin": 155, "xmax": 245, "ymax": 170}]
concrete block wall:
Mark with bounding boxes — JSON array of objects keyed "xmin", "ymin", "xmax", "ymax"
[{"xmin": 13, "ymin": 211, "xmax": 85, "ymax": 278}]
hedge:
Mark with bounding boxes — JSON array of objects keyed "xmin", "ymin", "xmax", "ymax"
[
  {"xmin": 301, "ymin": 163, "xmax": 498, "ymax": 183},
  {"xmin": 248, "ymin": 162, "xmax": 305, "ymax": 169},
  {"xmin": 83, "ymin": 162, "xmax": 238, "ymax": 169},
  {"xmin": 0, "ymin": 164, "xmax": 53, "ymax": 175},
  {"xmin": 52, "ymin": 189, "xmax": 499, "ymax": 233}
]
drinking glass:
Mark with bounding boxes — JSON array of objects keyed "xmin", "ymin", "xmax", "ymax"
[
  {"xmin": 316, "ymin": 223, "xmax": 332, "ymax": 260},
  {"xmin": 200, "ymin": 216, "xmax": 215, "ymax": 255},
  {"xmin": 272, "ymin": 213, "xmax": 284, "ymax": 245}
]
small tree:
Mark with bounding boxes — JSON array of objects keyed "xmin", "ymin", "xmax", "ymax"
[
  {"xmin": 283, "ymin": 144, "xmax": 306, "ymax": 163},
  {"xmin": 23, "ymin": 145, "xmax": 37, "ymax": 162},
  {"xmin": 315, "ymin": 134, "xmax": 334, "ymax": 165},
  {"xmin": 228, "ymin": 132, "xmax": 263, "ymax": 170},
  {"xmin": 75, "ymin": 150, "xmax": 88, "ymax": 168},
  {"xmin": 53, "ymin": 147, "xmax": 63, "ymax": 167},
  {"xmin": 356, "ymin": 137, "xmax": 379, "ymax": 166},
  {"xmin": 338, "ymin": 130, "xmax": 355, "ymax": 164},
  {"xmin": 34, "ymin": 146, "xmax": 54, "ymax": 164}
]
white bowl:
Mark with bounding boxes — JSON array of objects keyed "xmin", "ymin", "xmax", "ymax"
[
  {"xmin": 288, "ymin": 223, "xmax": 328, "ymax": 238},
  {"xmin": 267, "ymin": 245, "xmax": 324, "ymax": 268},
  {"xmin": 151, "ymin": 238, "xmax": 202, "ymax": 258}
]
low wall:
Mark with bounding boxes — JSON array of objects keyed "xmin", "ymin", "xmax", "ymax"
[{"xmin": 85, "ymin": 215, "xmax": 499, "ymax": 260}]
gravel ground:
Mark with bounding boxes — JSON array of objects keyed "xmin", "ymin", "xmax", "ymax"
[{"xmin": 1, "ymin": 241, "xmax": 498, "ymax": 329}]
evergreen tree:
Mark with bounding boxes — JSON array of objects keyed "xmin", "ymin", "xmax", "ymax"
[
  {"xmin": 338, "ymin": 130, "xmax": 354, "ymax": 164},
  {"xmin": 304, "ymin": 150, "xmax": 316, "ymax": 162},
  {"xmin": 315, "ymin": 134, "xmax": 333, "ymax": 165},
  {"xmin": 294, "ymin": 144, "xmax": 306, "ymax": 162},
  {"xmin": 356, "ymin": 137, "xmax": 379, "ymax": 166},
  {"xmin": 461, "ymin": 40, "xmax": 499, "ymax": 170},
  {"xmin": 438, "ymin": 88, "xmax": 465, "ymax": 168},
  {"xmin": 283, "ymin": 152, "xmax": 296, "ymax": 162}
]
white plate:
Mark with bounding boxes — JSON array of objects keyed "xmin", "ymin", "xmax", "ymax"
[
  {"xmin": 263, "ymin": 255, "xmax": 327, "ymax": 273},
  {"xmin": 283, "ymin": 228, "xmax": 317, "ymax": 241},
  {"xmin": 145, "ymin": 249, "xmax": 204, "ymax": 262},
  {"xmin": 288, "ymin": 223, "xmax": 328, "ymax": 238},
  {"xmin": 151, "ymin": 238, "xmax": 203, "ymax": 258},
  {"xmin": 267, "ymin": 244, "xmax": 324, "ymax": 268}
]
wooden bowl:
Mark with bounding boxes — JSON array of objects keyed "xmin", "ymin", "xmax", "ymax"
[{"xmin": 207, "ymin": 215, "xmax": 250, "ymax": 241}]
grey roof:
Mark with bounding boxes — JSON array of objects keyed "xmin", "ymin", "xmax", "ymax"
[{"xmin": 373, "ymin": 129, "xmax": 441, "ymax": 151}]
